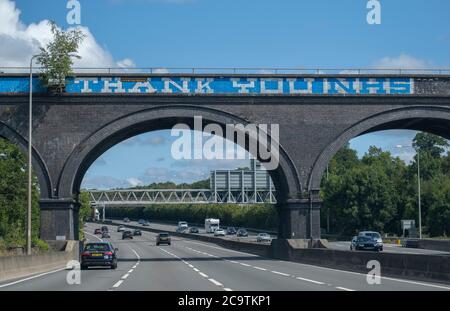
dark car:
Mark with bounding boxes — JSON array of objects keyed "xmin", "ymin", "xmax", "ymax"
[
  {"xmin": 156, "ymin": 232, "xmax": 171, "ymax": 246},
  {"xmin": 81, "ymin": 242, "xmax": 118, "ymax": 270},
  {"xmin": 122, "ymin": 230, "xmax": 133, "ymax": 240},
  {"xmin": 94, "ymin": 228, "xmax": 102, "ymax": 235},
  {"xmin": 237, "ymin": 228, "xmax": 248, "ymax": 237},
  {"xmin": 101, "ymin": 226, "xmax": 109, "ymax": 233},
  {"xmin": 189, "ymin": 227, "xmax": 199, "ymax": 234},
  {"xmin": 133, "ymin": 229, "xmax": 142, "ymax": 236},
  {"xmin": 351, "ymin": 236, "xmax": 382, "ymax": 251},
  {"xmin": 101, "ymin": 231, "xmax": 111, "ymax": 239},
  {"xmin": 226, "ymin": 227, "xmax": 237, "ymax": 235}
]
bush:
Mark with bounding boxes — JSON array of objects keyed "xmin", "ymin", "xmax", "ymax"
[{"xmin": 32, "ymin": 238, "xmax": 49, "ymax": 252}]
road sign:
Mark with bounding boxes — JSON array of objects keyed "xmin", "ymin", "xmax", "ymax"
[{"xmin": 401, "ymin": 220, "xmax": 415, "ymax": 230}]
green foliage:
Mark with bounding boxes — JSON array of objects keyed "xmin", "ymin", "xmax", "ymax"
[
  {"xmin": 32, "ymin": 238, "xmax": 49, "ymax": 252},
  {"xmin": 106, "ymin": 204, "xmax": 278, "ymax": 230},
  {"xmin": 0, "ymin": 139, "xmax": 40, "ymax": 250},
  {"xmin": 78, "ymin": 192, "xmax": 92, "ymax": 240},
  {"xmin": 322, "ymin": 133, "xmax": 450, "ymax": 237},
  {"xmin": 37, "ymin": 21, "xmax": 84, "ymax": 93},
  {"xmin": 126, "ymin": 179, "xmax": 210, "ymax": 190}
]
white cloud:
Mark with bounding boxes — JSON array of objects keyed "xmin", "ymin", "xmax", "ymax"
[
  {"xmin": 126, "ymin": 177, "xmax": 144, "ymax": 187},
  {"xmin": 117, "ymin": 58, "xmax": 136, "ymax": 68},
  {"xmin": 81, "ymin": 175, "xmax": 132, "ymax": 190},
  {"xmin": 374, "ymin": 53, "xmax": 430, "ymax": 69},
  {"xmin": 0, "ymin": 0, "xmax": 134, "ymax": 69}
]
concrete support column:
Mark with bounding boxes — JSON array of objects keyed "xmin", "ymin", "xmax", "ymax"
[
  {"xmin": 278, "ymin": 195, "xmax": 322, "ymax": 239},
  {"xmin": 40, "ymin": 199, "xmax": 80, "ymax": 241}
]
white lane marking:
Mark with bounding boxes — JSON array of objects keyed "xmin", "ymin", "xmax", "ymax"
[
  {"xmin": 296, "ymin": 277, "xmax": 325, "ymax": 285},
  {"xmin": 128, "ymin": 269, "xmax": 134, "ymax": 273},
  {"xmin": 240, "ymin": 263, "xmax": 251, "ymax": 267},
  {"xmin": 180, "ymin": 238, "xmax": 450, "ymax": 290},
  {"xmin": 229, "ymin": 261, "xmax": 238, "ymax": 264},
  {"xmin": 193, "ymin": 268, "xmax": 199, "ymax": 272},
  {"xmin": 209, "ymin": 278, "xmax": 223, "ymax": 286},
  {"xmin": 253, "ymin": 266, "xmax": 267, "ymax": 271},
  {"xmin": 288, "ymin": 261, "xmax": 450, "ymax": 290},
  {"xmin": 84, "ymin": 231, "xmax": 103, "ymax": 242},
  {"xmin": 224, "ymin": 288, "xmax": 233, "ymax": 291},
  {"xmin": 112, "ymin": 280, "xmax": 124, "ymax": 288},
  {"xmin": 199, "ymin": 272, "xmax": 209, "ymax": 278},
  {"xmin": 0, "ymin": 267, "xmax": 67, "ymax": 288},
  {"xmin": 122, "ymin": 274, "xmax": 129, "ymax": 280},
  {"xmin": 130, "ymin": 248, "xmax": 141, "ymax": 261},
  {"xmin": 336, "ymin": 286, "xmax": 355, "ymax": 291},
  {"xmin": 271, "ymin": 271, "xmax": 290, "ymax": 277}
]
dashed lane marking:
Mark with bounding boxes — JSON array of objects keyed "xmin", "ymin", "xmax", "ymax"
[
  {"xmin": 209, "ymin": 279, "xmax": 223, "ymax": 286},
  {"xmin": 336, "ymin": 286, "xmax": 355, "ymax": 291}
]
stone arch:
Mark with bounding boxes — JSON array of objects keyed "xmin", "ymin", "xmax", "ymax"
[
  {"xmin": 0, "ymin": 121, "xmax": 52, "ymax": 198},
  {"xmin": 58, "ymin": 105, "xmax": 302, "ymax": 202},
  {"xmin": 308, "ymin": 106, "xmax": 450, "ymax": 191}
]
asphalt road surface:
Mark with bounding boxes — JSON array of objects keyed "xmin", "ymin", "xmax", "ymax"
[
  {"xmin": 116, "ymin": 219, "xmax": 450, "ymax": 256},
  {"xmin": 1, "ymin": 222, "xmax": 450, "ymax": 291}
]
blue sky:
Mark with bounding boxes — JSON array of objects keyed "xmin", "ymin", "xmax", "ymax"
[{"xmin": 3, "ymin": 0, "xmax": 450, "ymax": 189}]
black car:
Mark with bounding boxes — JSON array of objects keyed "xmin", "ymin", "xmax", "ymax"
[
  {"xmin": 156, "ymin": 232, "xmax": 171, "ymax": 245},
  {"xmin": 122, "ymin": 230, "xmax": 133, "ymax": 239},
  {"xmin": 101, "ymin": 226, "xmax": 108, "ymax": 233},
  {"xmin": 226, "ymin": 227, "xmax": 237, "ymax": 235},
  {"xmin": 81, "ymin": 242, "xmax": 118, "ymax": 270},
  {"xmin": 133, "ymin": 229, "xmax": 142, "ymax": 236},
  {"xmin": 189, "ymin": 227, "xmax": 199, "ymax": 233},
  {"xmin": 237, "ymin": 228, "xmax": 248, "ymax": 237},
  {"xmin": 351, "ymin": 236, "xmax": 381, "ymax": 251}
]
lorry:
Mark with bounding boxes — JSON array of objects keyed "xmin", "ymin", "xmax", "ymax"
[
  {"xmin": 93, "ymin": 208, "xmax": 100, "ymax": 221},
  {"xmin": 205, "ymin": 218, "xmax": 220, "ymax": 233},
  {"xmin": 177, "ymin": 221, "xmax": 188, "ymax": 232}
]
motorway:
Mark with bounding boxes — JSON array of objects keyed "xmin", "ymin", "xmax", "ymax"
[
  {"xmin": 0, "ymin": 222, "xmax": 450, "ymax": 291},
  {"xmin": 117, "ymin": 219, "xmax": 450, "ymax": 256}
]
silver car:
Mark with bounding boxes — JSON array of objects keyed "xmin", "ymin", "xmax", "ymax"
[
  {"xmin": 214, "ymin": 229, "xmax": 226, "ymax": 237},
  {"xmin": 256, "ymin": 233, "xmax": 272, "ymax": 243}
]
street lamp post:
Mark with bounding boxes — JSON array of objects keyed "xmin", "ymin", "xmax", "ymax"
[
  {"xmin": 396, "ymin": 144, "xmax": 422, "ymax": 239},
  {"xmin": 27, "ymin": 53, "xmax": 80, "ymax": 255},
  {"xmin": 27, "ymin": 54, "xmax": 42, "ymax": 255}
]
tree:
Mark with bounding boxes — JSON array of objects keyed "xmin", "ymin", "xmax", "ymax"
[
  {"xmin": 37, "ymin": 21, "xmax": 84, "ymax": 93},
  {"xmin": 78, "ymin": 192, "xmax": 91, "ymax": 240},
  {"xmin": 413, "ymin": 132, "xmax": 449, "ymax": 157},
  {"xmin": 0, "ymin": 139, "xmax": 40, "ymax": 249}
]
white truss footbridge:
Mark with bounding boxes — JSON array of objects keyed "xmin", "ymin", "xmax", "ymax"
[{"xmin": 88, "ymin": 188, "xmax": 276, "ymax": 207}]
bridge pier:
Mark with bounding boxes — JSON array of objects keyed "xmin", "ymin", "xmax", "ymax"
[
  {"xmin": 278, "ymin": 196, "xmax": 321, "ymax": 240},
  {"xmin": 39, "ymin": 199, "xmax": 80, "ymax": 241}
]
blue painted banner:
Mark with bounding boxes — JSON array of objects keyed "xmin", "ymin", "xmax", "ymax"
[{"xmin": 0, "ymin": 76, "xmax": 414, "ymax": 95}]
